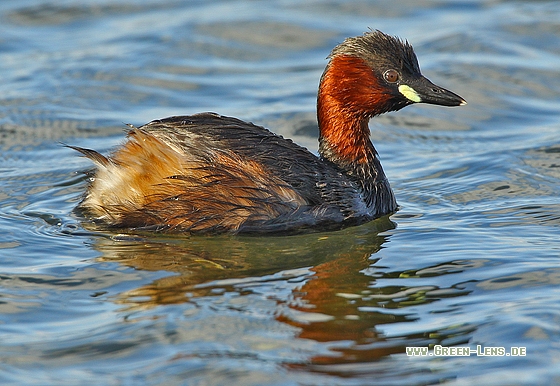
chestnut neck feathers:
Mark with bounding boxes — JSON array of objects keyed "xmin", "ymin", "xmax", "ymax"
[{"xmin": 316, "ymin": 31, "xmax": 417, "ymax": 207}]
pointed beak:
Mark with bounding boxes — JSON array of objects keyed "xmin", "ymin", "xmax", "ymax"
[{"xmin": 398, "ymin": 76, "xmax": 466, "ymax": 107}]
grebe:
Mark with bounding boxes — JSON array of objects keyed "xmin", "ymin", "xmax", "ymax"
[{"xmin": 71, "ymin": 30, "xmax": 466, "ymax": 234}]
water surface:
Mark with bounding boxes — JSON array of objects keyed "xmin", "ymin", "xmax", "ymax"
[{"xmin": 1, "ymin": 1, "xmax": 560, "ymax": 385}]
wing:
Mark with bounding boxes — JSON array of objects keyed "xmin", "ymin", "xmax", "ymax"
[{"xmin": 78, "ymin": 113, "xmax": 366, "ymax": 233}]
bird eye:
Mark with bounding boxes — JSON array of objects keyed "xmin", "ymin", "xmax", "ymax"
[{"xmin": 383, "ymin": 69, "xmax": 399, "ymax": 83}]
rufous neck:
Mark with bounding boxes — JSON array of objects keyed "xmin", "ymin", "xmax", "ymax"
[
  {"xmin": 317, "ymin": 55, "xmax": 381, "ymax": 170},
  {"xmin": 316, "ymin": 56, "xmax": 397, "ymax": 215},
  {"xmin": 317, "ymin": 112, "xmax": 377, "ymax": 169}
]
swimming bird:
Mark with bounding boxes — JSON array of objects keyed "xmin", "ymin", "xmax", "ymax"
[{"xmin": 71, "ymin": 30, "xmax": 466, "ymax": 234}]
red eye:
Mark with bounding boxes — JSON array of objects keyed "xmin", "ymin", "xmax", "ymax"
[{"xmin": 383, "ymin": 69, "xmax": 399, "ymax": 83}]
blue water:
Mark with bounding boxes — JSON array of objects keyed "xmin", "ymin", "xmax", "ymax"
[{"xmin": 1, "ymin": 1, "xmax": 560, "ymax": 385}]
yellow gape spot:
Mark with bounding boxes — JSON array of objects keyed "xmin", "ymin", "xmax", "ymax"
[{"xmin": 398, "ymin": 85, "xmax": 422, "ymax": 103}]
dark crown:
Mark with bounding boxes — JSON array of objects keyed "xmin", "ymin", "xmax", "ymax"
[{"xmin": 329, "ymin": 30, "xmax": 421, "ymax": 75}]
